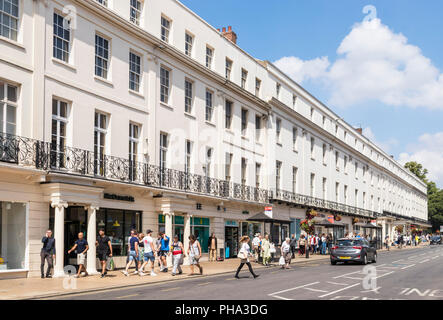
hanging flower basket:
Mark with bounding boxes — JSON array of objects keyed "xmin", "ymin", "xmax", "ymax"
[
  {"xmin": 352, "ymin": 217, "xmax": 359, "ymax": 224},
  {"xmin": 335, "ymin": 215, "xmax": 342, "ymax": 222},
  {"xmin": 395, "ymin": 225, "xmax": 404, "ymax": 233},
  {"xmin": 300, "ymin": 219, "xmax": 315, "ymax": 234},
  {"xmin": 306, "ymin": 209, "xmax": 318, "ymax": 220}
]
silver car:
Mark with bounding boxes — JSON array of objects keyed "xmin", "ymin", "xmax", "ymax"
[{"xmin": 330, "ymin": 238, "xmax": 377, "ymax": 265}]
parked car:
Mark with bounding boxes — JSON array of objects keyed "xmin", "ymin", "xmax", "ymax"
[
  {"xmin": 330, "ymin": 238, "xmax": 377, "ymax": 265},
  {"xmin": 430, "ymin": 235, "xmax": 442, "ymax": 245}
]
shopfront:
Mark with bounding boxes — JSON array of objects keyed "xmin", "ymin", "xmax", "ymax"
[
  {"xmin": 0, "ymin": 201, "xmax": 27, "ymax": 272},
  {"xmin": 50, "ymin": 206, "xmax": 142, "ymax": 265},
  {"xmin": 225, "ymin": 220, "xmax": 239, "ymax": 258},
  {"xmin": 158, "ymin": 214, "xmax": 210, "ymax": 253}
]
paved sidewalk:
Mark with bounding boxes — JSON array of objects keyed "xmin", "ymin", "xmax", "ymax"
[{"xmin": 0, "ymin": 243, "xmax": 428, "ymax": 300}]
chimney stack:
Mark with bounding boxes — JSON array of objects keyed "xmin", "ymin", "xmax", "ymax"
[
  {"xmin": 221, "ymin": 26, "xmax": 237, "ymax": 44},
  {"xmin": 356, "ymin": 127, "xmax": 363, "ymax": 135}
]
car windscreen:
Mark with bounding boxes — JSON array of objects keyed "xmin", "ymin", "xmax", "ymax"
[{"xmin": 337, "ymin": 240, "xmax": 363, "ymax": 247}]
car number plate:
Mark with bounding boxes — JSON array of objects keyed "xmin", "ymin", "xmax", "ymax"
[{"xmin": 339, "ymin": 256, "xmax": 351, "ymax": 260}]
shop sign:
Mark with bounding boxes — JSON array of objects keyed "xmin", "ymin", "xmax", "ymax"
[
  {"xmin": 327, "ymin": 215, "xmax": 334, "ymax": 224},
  {"xmin": 264, "ymin": 206, "xmax": 273, "ymax": 218},
  {"xmin": 370, "ymin": 220, "xmax": 377, "ymax": 226},
  {"xmin": 225, "ymin": 220, "xmax": 238, "ymax": 227},
  {"xmin": 104, "ymin": 193, "xmax": 134, "ymax": 202}
]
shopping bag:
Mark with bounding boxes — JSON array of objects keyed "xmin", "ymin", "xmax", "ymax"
[
  {"xmin": 106, "ymin": 257, "xmax": 115, "ymax": 271},
  {"xmin": 279, "ymin": 256, "xmax": 285, "ymax": 266}
]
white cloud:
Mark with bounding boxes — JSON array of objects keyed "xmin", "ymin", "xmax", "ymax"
[
  {"xmin": 398, "ymin": 132, "xmax": 443, "ymax": 187},
  {"xmin": 362, "ymin": 127, "xmax": 398, "ymax": 153},
  {"xmin": 274, "ymin": 18, "xmax": 443, "ymax": 109}
]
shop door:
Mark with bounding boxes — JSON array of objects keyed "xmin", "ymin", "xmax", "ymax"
[
  {"xmin": 194, "ymin": 227, "xmax": 209, "ymax": 253},
  {"xmin": 64, "ymin": 222, "xmax": 81, "ymax": 266},
  {"xmin": 225, "ymin": 227, "xmax": 239, "ymax": 258},
  {"xmin": 174, "ymin": 226, "xmax": 184, "ymax": 243}
]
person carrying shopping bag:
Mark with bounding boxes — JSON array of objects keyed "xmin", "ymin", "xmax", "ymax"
[{"xmin": 235, "ymin": 236, "xmax": 259, "ymax": 279}]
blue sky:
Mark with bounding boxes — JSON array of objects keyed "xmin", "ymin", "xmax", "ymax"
[{"xmin": 181, "ymin": 0, "xmax": 443, "ymax": 188}]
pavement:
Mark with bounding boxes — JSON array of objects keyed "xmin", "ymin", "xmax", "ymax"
[{"xmin": 0, "ymin": 243, "xmax": 432, "ymax": 300}]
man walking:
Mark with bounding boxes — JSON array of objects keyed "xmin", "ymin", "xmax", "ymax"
[
  {"xmin": 159, "ymin": 232, "xmax": 170, "ymax": 272},
  {"xmin": 139, "ymin": 229, "xmax": 157, "ymax": 276},
  {"xmin": 290, "ymin": 234, "xmax": 297, "ymax": 259},
  {"xmin": 122, "ymin": 230, "xmax": 139, "ymax": 276},
  {"xmin": 208, "ymin": 233, "xmax": 218, "ymax": 262},
  {"xmin": 252, "ymin": 233, "xmax": 261, "ymax": 261},
  {"xmin": 41, "ymin": 229, "xmax": 56, "ymax": 278},
  {"xmin": 96, "ymin": 229, "xmax": 113, "ymax": 278},
  {"xmin": 67, "ymin": 232, "xmax": 89, "ymax": 278}
]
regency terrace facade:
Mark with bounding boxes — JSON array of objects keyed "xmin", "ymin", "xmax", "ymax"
[{"xmin": 0, "ymin": 0, "xmax": 429, "ymax": 278}]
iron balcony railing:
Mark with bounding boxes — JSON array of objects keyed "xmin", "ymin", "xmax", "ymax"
[
  {"xmin": 0, "ymin": 133, "xmax": 271, "ymax": 204},
  {"xmin": 272, "ymin": 189, "xmax": 378, "ymax": 218}
]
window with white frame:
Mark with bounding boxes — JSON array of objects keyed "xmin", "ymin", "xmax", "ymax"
[
  {"xmin": 322, "ymin": 177, "xmax": 327, "ymax": 200},
  {"xmin": 0, "ymin": 0, "xmax": 18, "ymax": 41},
  {"xmin": 185, "ymin": 32, "xmax": 193, "ymax": 56},
  {"xmin": 0, "ymin": 81, "xmax": 17, "ymax": 135},
  {"xmin": 322, "ymin": 143, "xmax": 327, "ymax": 164},
  {"xmin": 355, "ymin": 189, "xmax": 358, "ymax": 207},
  {"xmin": 225, "ymin": 99, "xmax": 232, "ymax": 129},
  {"xmin": 310, "ymin": 107, "xmax": 314, "ymax": 120},
  {"xmin": 355, "ymin": 162, "xmax": 358, "ymax": 178},
  {"xmin": 344, "ymin": 155, "xmax": 348, "ymax": 173},
  {"xmin": 292, "ymin": 167, "xmax": 298, "ymax": 193},
  {"xmin": 255, "ymin": 163, "xmax": 261, "ymax": 188},
  {"xmin": 95, "ymin": 34, "xmax": 109, "ymax": 79},
  {"xmin": 225, "ymin": 153, "xmax": 232, "ymax": 181},
  {"xmin": 292, "ymin": 127, "xmax": 297, "ymax": 150},
  {"xmin": 241, "ymin": 157, "xmax": 247, "ymax": 186},
  {"xmin": 129, "ymin": 52, "xmax": 141, "ymax": 92},
  {"xmin": 241, "ymin": 108, "xmax": 248, "ymax": 136},
  {"xmin": 51, "ymin": 99, "xmax": 68, "ymax": 168},
  {"xmin": 335, "ymin": 151, "xmax": 339, "ymax": 169},
  {"xmin": 159, "ymin": 132, "xmax": 168, "ymax": 170},
  {"xmin": 335, "ymin": 182, "xmax": 339, "ymax": 202},
  {"xmin": 293, "ymin": 94, "xmax": 297, "ymax": 107},
  {"xmin": 241, "ymin": 69, "xmax": 248, "ymax": 89},
  {"xmin": 255, "ymin": 78, "xmax": 261, "ymax": 96},
  {"xmin": 344, "ymin": 185, "xmax": 348, "ymax": 204},
  {"xmin": 310, "ymin": 173, "xmax": 315, "ymax": 197},
  {"xmin": 205, "ymin": 147, "xmax": 213, "ymax": 177},
  {"xmin": 53, "ymin": 12, "xmax": 71, "ymax": 63},
  {"xmin": 205, "ymin": 46, "xmax": 213, "ymax": 69},
  {"xmin": 184, "ymin": 79, "xmax": 193, "ymax": 114},
  {"xmin": 276, "ymin": 161, "xmax": 282, "ymax": 191},
  {"xmin": 185, "ymin": 139, "xmax": 192, "ymax": 174},
  {"xmin": 255, "ymin": 115, "xmax": 261, "ymax": 141},
  {"xmin": 225, "ymin": 58, "xmax": 232, "ymax": 80},
  {"xmin": 130, "ymin": 0, "xmax": 142, "ymax": 25},
  {"xmin": 276, "ymin": 118, "xmax": 281, "ymax": 143},
  {"xmin": 160, "ymin": 66, "xmax": 170, "ymax": 104},
  {"xmin": 161, "ymin": 16, "xmax": 171, "ymax": 43},
  {"xmin": 129, "ymin": 123, "xmax": 139, "ymax": 180},
  {"xmin": 94, "ymin": 112, "xmax": 107, "ymax": 176},
  {"xmin": 310, "ymin": 137, "xmax": 315, "ymax": 158},
  {"xmin": 205, "ymin": 90, "xmax": 213, "ymax": 122}
]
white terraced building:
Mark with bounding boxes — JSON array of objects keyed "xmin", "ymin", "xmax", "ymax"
[{"xmin": 0, "ymin": 0, "xmax": 429, "ymax": 278}]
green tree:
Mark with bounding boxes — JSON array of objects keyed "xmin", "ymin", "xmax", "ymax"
[{"xmin": 404, "ymin": 161, "xmax": 443, "ymax": 231}]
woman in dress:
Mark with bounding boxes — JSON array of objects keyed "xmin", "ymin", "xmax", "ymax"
[
  {"xmin": 187, "ymin": 234, "xmax": 203, "ymax": 275},
  {"xmin": 299, "ymin": 234, "xmax": 306, "ymax": 256},
  {"xmin": 235, "ymin": 236, "xmax": 259, "ymax": 279},
  {"xmin": 261, "ymin": 234, "xmax": 271, "ymax": 266}
]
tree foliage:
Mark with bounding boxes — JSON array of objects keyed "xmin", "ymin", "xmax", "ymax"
[{"xmin": 404, "ymin": 161, "xmax": 443, "ymax": 231}]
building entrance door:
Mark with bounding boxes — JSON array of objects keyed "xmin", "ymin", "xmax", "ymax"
[
  {"xmin": 225, "ymin": 226, "xmax": 239, "ymax": 258},
  {"xmin": 193, "ymin": 227, "xmax": 209, "ymax": 253}
]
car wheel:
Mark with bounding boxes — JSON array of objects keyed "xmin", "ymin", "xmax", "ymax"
[
  {"xmin": 331, "ymin": 260, "xmax": 337, "ymax": 265},
  {"xmin": 372, "ymin": 253, "xmax": 377, "ymax": 263},
  {"xmin": 361, "ymin": 254, "xmax": 368, "ymax": 265}
]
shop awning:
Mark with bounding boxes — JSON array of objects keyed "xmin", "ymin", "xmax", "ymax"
[
  {"xmin": 246, "ymin": 212, "xmax": 292, "ymax": 224},
  {"xmin": 313, "ymin": 219, "xmax": 346, "ymax": 227}
]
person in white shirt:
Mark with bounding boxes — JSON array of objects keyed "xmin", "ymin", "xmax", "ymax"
[
  {"xmin": 235, "ymin": 236, "xmax": 259, "ymax": 279},
  {"xmin": 139, "ymin": 229, "xmax": 157, "ymax": 276},
  {"xmin": 252, "ymin": 233, "xmax": 261, "ymax": 261},
  {"xmin": 280, "ymin": 238, "xmax": 292, "ymax": 269}
]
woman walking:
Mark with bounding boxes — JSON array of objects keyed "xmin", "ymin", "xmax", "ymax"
[
  {"xmin": 137, "ymin": 232, "xmax": 145, "ymax": 273},
  {"xmin": 281, "ymin": 237, "xmax": 292, "ymax": 269},
  {"xmin": 261, "ymin": 234, "xmax": 271, "ymax": 266},
  {"xmin": 299, "ymin": 234, "xmax": 306, "ymax": 256},
  {"xmin": 171, "ymin": 235, "xmax": 184, "ymax": 276},
  {"xmin": 235, "ymin": 236, "xmax": 259, "ymax": 279},
  {"xmin": 187, "ymin": 235, "xmax": 203, "ymax": 275}
]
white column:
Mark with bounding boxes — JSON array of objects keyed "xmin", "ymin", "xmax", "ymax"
[
  {"xmin": 164, "ymin": 211, "xmax": 173, "ymax": 267},
  {"xmin": 86, "ymin": 205, "xmax": 99, "ymax": 275},
  {"xmin": 183, "ymin": 214, "xmax": 191, "ymax": 266},
  {"xmin": 52, "ymin": 200, "xmax": 68, "ymax": 278}
]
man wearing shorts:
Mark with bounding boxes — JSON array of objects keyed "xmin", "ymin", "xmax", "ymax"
[
  {"xmin": 67, "ymin": 232, "xmax": 89, "ymax": 278},
  {"xmin": 96, "ymin": 229, "xmax": 113, "ymax": 278},
  {"xmin": 122, "ymin": 230, "xmax": 139, "ymax": 276},
  {"xmin": 139, "ymin": 229, "xmax": 157, "ymax": 276},
  {"xmin": 159, "ymin": 232, "xmax": 170, "ymax": 272}
]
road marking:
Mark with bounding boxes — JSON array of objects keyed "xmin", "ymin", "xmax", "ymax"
[
  {"xmin": 419, "ymin": 259, "xmax": 430, "ymax": 264},
  {"xmin": 304, "ymin": 287, "xmax": 329, "ymax": 293},
  {"xmin": 116, "ymin": 293, "xmax": 139, "ymax": 299},
  {"xmin": 197, "ymin": 282, "xmax": 212, "ymax": 286},
  {"xmin": 268, "ymin": 282, "xmax": 320, "ymax": 296},
  {"xmin": 161, "ymin": 287, "xmax": 181, "ymax": 292},
  {"xmin": 318, "ymin": 283, "xmax": 360, "ymax": 298},
  {"xmin": 401, "ymin": 264, "xmax": 415, "ymax": 269},
  {"xmin": 392, "ymin": 259, "xmax": 404, "ymax": 263},
  {"xmin": 327, "ymin": 281, "xmax": 351, "ymax": 286},
  {"xmin": 431, "ymin": 256, "xmax": 439, "ymax": 260},
  {"xmin": 271, "ymin": 295, "xmax": 292, "ymax": 300}
]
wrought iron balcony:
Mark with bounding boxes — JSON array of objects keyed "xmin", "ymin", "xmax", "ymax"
[
  {"xmin": 0, "ymin": 133, "xmax": 271, "ymax": 204},
  {"xmin": 271, "ymin": 189, "xmax": 378, "ymax": 218}
]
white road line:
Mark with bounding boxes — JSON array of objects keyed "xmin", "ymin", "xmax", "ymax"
[
  {"xmin": 431, "ymin": 256, "xmax": 439, "ymax": 260},
  {"xmin": 401, "ymin": 264, "xmax": 416, "ymax": 269},
  {"xmin": 419, "ymin": 259, "xmax": 430, "ymax": 264},
  {"xmin": 342, "ymin": 276, "xmax": 365, "ymax": 280},
  {"xmin": 318, "ymin": 283, "xmax": 360, "ymax": 298},
  {"xmin": 333, "ymin": 271, "xmax": 361, "ymax": 279},
  {"xmin": 327, "ymin": 281, "xmax": 351, "ymax": 286},
  {"xmin": 268, "ymin": 281, "xmax": 320, "ymax": 296},
  {"xmin": 392, "ymin": 259, "xmax": 404, "ymax": 263},
  {"xmin": 271, "ymin": 295, "xmax": 292, "ymax": 301},
  {"xmin": 304, "ymin": 287, "xmax": 329, "ymax": 293}
]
